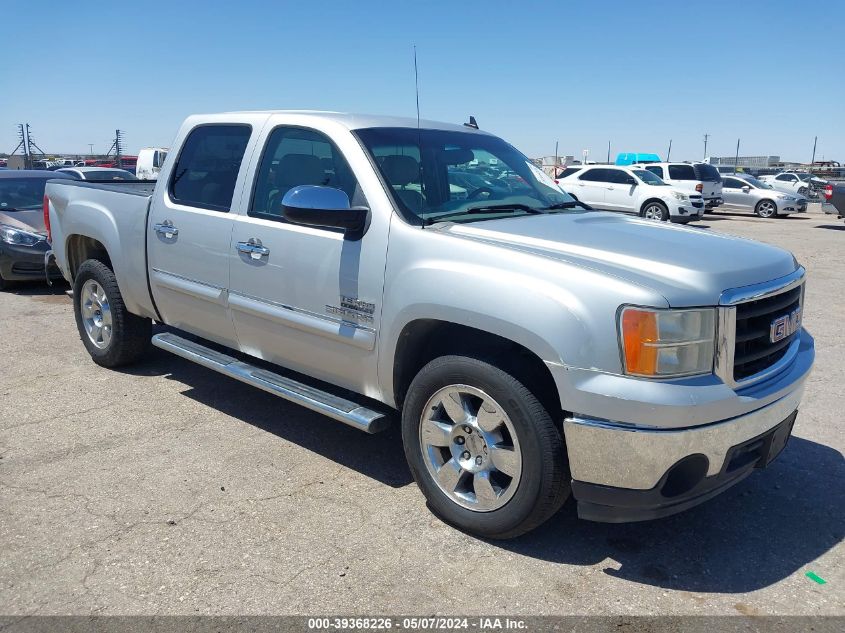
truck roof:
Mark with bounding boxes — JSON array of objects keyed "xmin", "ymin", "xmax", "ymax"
[{"xmin": 214, "ymin": 110, "xmax": 492, "ymax": 135}]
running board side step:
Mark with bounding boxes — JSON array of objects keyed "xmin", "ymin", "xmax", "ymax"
[{"xmin": 151, "ymin": 332, "xmax": 390, "ymax": 433}]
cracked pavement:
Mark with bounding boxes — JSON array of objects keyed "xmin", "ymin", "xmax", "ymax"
[{"xmin": 0, "ymin": 205, "xmax": 842, "ymax": 616}]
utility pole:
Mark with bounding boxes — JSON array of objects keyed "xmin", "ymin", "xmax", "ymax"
[
  {"xmin": 11, "ymin": 124, "xmax": 29, "ymax": 168},
  {"xmin": 106, "ymin": 130, "xmax": 126, "ymax": 168},
  {"xmin": 11, "ymin": 123, "xmax": 45, "ymax": 168},
  {"xmin": 666, "ymin": 139, "xmax": 672, "ymax": 162},
  {"xmin": 554, "ymin": 140, "xmax": 559, "ymax": 176},
  {"xmin": 734, "ymin": 138, "xmax": 741, "ymax": 175},
  {"xmin": 810, "ymin": 136, "xmax": 818, "ymax": 172},
  {"xmin": 88, "ymin": 143, "xmax": 94, "ymax": 156},
  {"xmin": 607, "ymin": 140, "xmax": 611, "ymax": 164},
  {"xmin": 703, "ymin": 133, "xmax": 710, "ymax": 160}
]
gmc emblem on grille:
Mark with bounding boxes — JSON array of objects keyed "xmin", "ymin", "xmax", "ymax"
[{"xmin": 770, "ymin": 307, "xmax": 802, "ymax": 343}]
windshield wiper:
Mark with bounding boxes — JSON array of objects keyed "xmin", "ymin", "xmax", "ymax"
[
  {"xmin": 424, "ymin": 204, "xmax": 544, "ymax": 225},
  {"xmin": 543, "ymin": 201, "xmax": 593, "ymax": 211}
]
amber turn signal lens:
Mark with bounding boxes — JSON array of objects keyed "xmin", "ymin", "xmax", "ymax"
[{"xmin": 621, "ymin": 308, "xmax": 659, "ymax": 376}]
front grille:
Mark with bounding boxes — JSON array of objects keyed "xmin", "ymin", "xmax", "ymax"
[{"xmin": 733, "ymin": 285, "xmax": 802, "ymax": 381}]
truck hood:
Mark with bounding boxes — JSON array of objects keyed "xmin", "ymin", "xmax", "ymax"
[
  {"xmin": 435, "ymin": 211, "xmax": 798, "ymax": 307},
  {"xmin": 0, "ymin": 207, "xmax": 46, "ymax": 235}
]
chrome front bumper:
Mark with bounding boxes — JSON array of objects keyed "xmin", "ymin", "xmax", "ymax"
[{"xmin": 563, "ymin": 382, "xmax": 804, "ymax": 490}]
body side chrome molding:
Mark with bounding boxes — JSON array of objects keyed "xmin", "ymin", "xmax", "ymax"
[{"xmin": 228, "ymin": 291, "xmax": 376, "ymax": 351}]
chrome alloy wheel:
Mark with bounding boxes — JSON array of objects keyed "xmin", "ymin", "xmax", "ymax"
[
  {"xmin": 419, "ymin": 384, "xmax": 522, "ymax": 512},
  {"xmin": 757, "ymin": 200, "xmax": 777, "ymax": 218},
  {"xmin": 80, "ymin": 279, "xmax": 113, "ymax": 349},
  {"xmin": 643, "ymin": 204, "xmax": 664, "ymax": 221}
]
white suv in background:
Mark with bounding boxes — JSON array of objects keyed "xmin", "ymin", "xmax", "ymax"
[
  {"xmin": 558, "ymin": 165, "xmax": 704, "ymax": 222},
  {"xmin": 633, "ymin": 162, "xmax": 723, "ymax": 210}
]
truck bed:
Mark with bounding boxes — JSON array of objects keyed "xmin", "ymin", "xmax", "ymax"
[{"xmin": 45, "ymin": 178, "xmax": 158, "ymax": 319}]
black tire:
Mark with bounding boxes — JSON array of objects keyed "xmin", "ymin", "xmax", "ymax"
[
  {"xmin": 402, "ymin": 355, "xmax": 570, "ymax": 539},
  {"xmin": 73, "ymin": 259, "xmax": 151, "ymax": 367},
  {"xmin": 641, "ymin": 201, "xmax": 669, "ymax": 221},
  {"xmin": 755, "ymin": 199, "xmax": 777, "ymax": 218}
]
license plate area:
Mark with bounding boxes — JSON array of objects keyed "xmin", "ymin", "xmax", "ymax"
[{"xmin": 724, "ymin": 410, "xmax": 797, "ymax": 473}]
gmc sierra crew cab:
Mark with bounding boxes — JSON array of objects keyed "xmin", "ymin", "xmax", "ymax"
[{"xmin": 44, "ymin": 111, "xmax": 815, "ymax": 538}]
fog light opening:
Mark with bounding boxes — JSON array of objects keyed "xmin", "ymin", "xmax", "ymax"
[{"xmin": 660, "ymin": 454, "xmax": 709, "ymax": 498}]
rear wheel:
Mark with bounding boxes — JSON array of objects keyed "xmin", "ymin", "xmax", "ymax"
[
  {"xmin": 73, "ymin": 259, "xmax": 151, "ymax": 367},
  {"xmin": 402, "ymin": 355, "xmax": 570, "ymax": 539},
  {"xmin": 641, "ymin": 201, "xmax": 669, "ymax": 221},
  {"xmin": 755, "ymin": 199, "xmax": 777, "ymax": 218}
]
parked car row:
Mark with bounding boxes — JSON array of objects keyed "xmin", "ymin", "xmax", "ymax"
[
  {"xmin": 555, "ymin": 160, "xmax": 811, "ymax": 223},
  {"xmin": 557, "ymin": 165, "xmax": 705, "ymax": 223}
]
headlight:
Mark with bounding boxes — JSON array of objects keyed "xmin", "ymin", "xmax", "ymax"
[
  {"xmin": 619, "ymin": 307, "xmax": 716, "ymax": 377},
  {"xmin": 670, "ymin": 191, "xmax": 688, "ymax": 201},
  {"xmin": 0, "ymin": 225, "xmax": 46, "ymax": 247},
  {"xmin": 777, "ymin": 194, "xmax": 790, "ymax": 200}
]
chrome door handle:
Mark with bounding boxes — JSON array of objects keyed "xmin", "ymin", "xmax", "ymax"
[
  {"xmin": 237, "ymin": 238, "xmax": 270, "ymax": 260},
  {"xmin": 153, "ymin": 221, "xmax": 178, "ymax": 238}
]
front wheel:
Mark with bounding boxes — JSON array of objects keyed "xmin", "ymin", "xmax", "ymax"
[
  {"xmin": 73, "ymin": 259, "xmax": 151, "ymax": 367},
  {"xmin": 755, "ymin": 199, "xmax": 778, "ymax": 218},
  {"xmin": 641, "ymin": 201, "xmax": 669, "ymax": 221},
  {"xmin": 402, "ymin": 355, "xmax": 570, "ymax": 539}
]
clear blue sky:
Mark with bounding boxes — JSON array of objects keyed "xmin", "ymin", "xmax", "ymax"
[{"xmin": 2, "ymin": 0, "xmax": 843, "ymax": 162}]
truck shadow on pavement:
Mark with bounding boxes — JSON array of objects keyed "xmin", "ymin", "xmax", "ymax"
[
  {"xmin": 124, "ymin": 341, "xmax": 842, "ymax": 594},
  {"xmin": 815, "ymin": 224, "xmax": 845, "ymax": 231},
  {"xmin": 122, "ymin": 344, "xmax": 414, "ymax": 489},
  {"xmin": 498, "ymin": 435, "xmax": 844, "ymax": 593}
]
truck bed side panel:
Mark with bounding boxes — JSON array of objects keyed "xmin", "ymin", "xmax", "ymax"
[{"xmin": 46, "ymin": 180, "xmax": 158, "ymax": 319}]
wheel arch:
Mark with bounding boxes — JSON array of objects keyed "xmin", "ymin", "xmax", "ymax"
[
  {"xmin": 65, "ymin": 234, "xmax": 112, "ymax": 278},
  {"xmin": 639, "ymin": 197, "xmax": 668, "ymax": 215},
  {"xmin": 391, "ymin": 318, "xmax": 563, "ymax": 425}
]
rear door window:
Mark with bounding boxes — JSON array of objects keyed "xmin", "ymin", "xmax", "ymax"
[
  {"xmin": 668, "ymin": 164, "xmax": 697, "ymax": 180},
  {"xmin": 723, "ymin": 178, "xmax": 744, "ymax": 188},
  {"xmin": 579, "ymin": 168, "xmax": 613, "ymax": 183},
  {"xmin": 169, "ymin": 125, "xmax": 251, "ymax": 212},
  {"xmin": 645, "ymin": 165, "xmax": 664, "ymax": 178}
]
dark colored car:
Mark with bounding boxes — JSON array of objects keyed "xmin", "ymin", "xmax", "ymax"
[
  {"xmin": 0, "ymin": 170, "xmax": 74, "ymax": 289},
  {"xmin": 822, "ymin": 183, "xmax": 845, "ymax": 218}
]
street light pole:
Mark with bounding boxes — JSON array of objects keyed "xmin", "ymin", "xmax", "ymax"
[
  {"xmin": 666, "ymin": 139, "xmax": 672, "ymax": 162},
  {"xmin": 703, "ymin": 133, "xmax": 709, "ymax": 160}
]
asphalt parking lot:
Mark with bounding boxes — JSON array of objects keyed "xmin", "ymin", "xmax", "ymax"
[{"xmin": 1, "ymin": 205, "xmax": 842, "ymax": 617}]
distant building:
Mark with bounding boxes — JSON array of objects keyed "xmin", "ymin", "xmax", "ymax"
[{"xmin": 708, "ymin": 155, "xmax": 780, "ymax": 169}]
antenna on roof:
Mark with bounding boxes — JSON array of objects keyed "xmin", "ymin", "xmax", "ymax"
[
  {"xmin": 413, "ymin": 45, "xmax": 421, "ymax": 130},
  {"xmin": 413, "ymin": 45, "xmax": 427, "ymax": 229},
  {"xmin": 464, "ymin": 116, "xmax": 478, "ymax": 129}
]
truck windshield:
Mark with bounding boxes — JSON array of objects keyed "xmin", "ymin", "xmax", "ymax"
[
  {"xmin": 0, "ymin": 178, "xmax": 50, "ymax": 210},
  {"xmin": 355, "ymin": 127, "xmax": 578, "ymax": 224}
]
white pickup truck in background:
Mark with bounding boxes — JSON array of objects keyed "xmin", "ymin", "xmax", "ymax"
[{"xmin": 44, "ymin": 111, "xmax": 814, "ymax": 538}]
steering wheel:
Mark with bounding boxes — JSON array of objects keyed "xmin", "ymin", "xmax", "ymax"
[{"xmin": 466, "ymin": 186, "xmax": 495, "ymax": 200}]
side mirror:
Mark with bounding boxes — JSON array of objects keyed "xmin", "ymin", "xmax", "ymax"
[
  {"xmin": 742, "ymin": 186, "xmax": 751, "ymax": 193},
  {"xmin": 282, "ymin": 185, "xmax": 370, "ymax": 238}
]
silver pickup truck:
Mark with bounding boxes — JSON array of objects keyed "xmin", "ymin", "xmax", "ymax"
[{"xmin": 45, "ymin": 111, "xmax": 814, "ymax": 538}]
